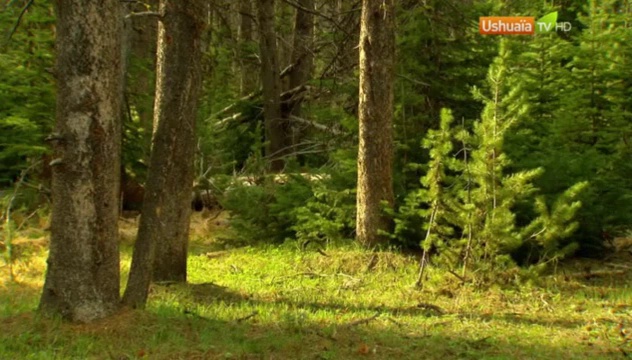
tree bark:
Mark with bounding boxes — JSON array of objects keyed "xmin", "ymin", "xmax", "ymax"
[
  {"xmin": 355, "ymin": 0, "xmax": 395, "ymax": 247},
  {"xmin": 123, "ymin": 0, "xmax": 207, "ymax": 308},
  {"xmin": 257, "ymin": 0, "xmax": 286, "ymax": 172},
  {"xmin": 39, "ymin": 0, "xmax": 123, "ymax": 322}
]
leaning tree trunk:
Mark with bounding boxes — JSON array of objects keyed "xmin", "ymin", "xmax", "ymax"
[
  {"xmin": 257, "ymin": 0, "xmax": 287, "ymax": 172},
  {"xmin": 39, "ymin": 0, "xmax": 123, "ymax": 322},
  {"xmin": 123, "ymin": 0, "xmax": 207, "ymax": 308},
  {"xmin": 355, "ymin": 0, "xmax": 395, "ymax": 247}
]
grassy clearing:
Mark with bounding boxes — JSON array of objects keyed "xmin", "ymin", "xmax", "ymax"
[{"xmin": 1, "ymin": 212, "xmax": 632, "ymax": 359}]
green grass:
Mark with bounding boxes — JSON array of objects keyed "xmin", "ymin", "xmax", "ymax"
[{"xmin": 1, "ymin": 213, "xmax": 632, "ymax": 359}]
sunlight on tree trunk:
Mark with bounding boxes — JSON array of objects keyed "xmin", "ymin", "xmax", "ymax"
[
  {"xmin": 39, "ymin": 0, "xmax": 123, "ymax": 323},
  {"xmin": 123, "ymin": 0, "xmax": 208, "ymax": 308},
  {"xmin": 355, "ymin": 0, "xmax": 396, "ymax": 248}
]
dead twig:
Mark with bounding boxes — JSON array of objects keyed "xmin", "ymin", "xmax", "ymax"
[
  {"xmin": 317, "ymin": 248, "xmax": 329, "ymax": 257},
  {"xmin": 447, "ymin": 269, "xmax": 467, "ymax": 284},
  {"xmin": 365, "ymin": 254, "xmax": 378, "ymax": 272}
]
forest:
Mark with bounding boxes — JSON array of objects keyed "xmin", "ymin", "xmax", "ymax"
[{"xmin": 1, "ymin": 0, "xmax": 632, "ymax": 358}]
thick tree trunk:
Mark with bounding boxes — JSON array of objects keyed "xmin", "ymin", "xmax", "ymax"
[
  {"xmin": 39, "ymin": 0, "xmax": 123, "ymax": 322},
  {"xmin": 355, "ymin": 0, "xmax": 395, "ymax": 247},
  {"xmin": 123, "ymin": 0, "xmax": 207, "ymax": 308},
  {"xmin": 287, "ymin": 0, "xmax": 314, "ymax": 150},
  {"xmin": 257, "ymin": 0, "xmax": 286, "ymax": 172}
]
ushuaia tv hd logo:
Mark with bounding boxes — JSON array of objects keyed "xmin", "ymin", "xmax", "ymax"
[{"xmin": 479, "ymin": 12, "xmax": 572, "ymax": 35}]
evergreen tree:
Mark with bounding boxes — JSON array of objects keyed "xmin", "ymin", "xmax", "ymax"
[{"xmin": 0, "ymin": 1, "xmax": 55, "ymax": 185}]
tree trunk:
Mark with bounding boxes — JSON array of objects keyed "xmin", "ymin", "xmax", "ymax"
[
  {"xmin": 287, "ymin": 0, "xmax": 314, "ymax": 152},
  {"xmin": 257, "ymin": 0, "xmax": 286, "ymax": 172},
  {"xmin": 129, "ymin": 0, "xmax": 159, "ymax": 136},
  {"xmin": 39, "ymin": 0, "xmax": 123, "ymax": 322},
  {"xmin": 123, "ymin": 0, "xmax": 207, "ymax": 308},
  {"xmin": 355, "ymin": 0, "xmax": 395, "ymax": 247},
  {"xmin": 238, "ymin": 0, "xmax": 258, "ymax": 95}
]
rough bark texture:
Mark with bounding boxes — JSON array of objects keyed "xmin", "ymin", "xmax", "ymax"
[
  {"xmin": 356, "ymin": 0, "xmax": 395, "ymax": 247},
  {"xmin": 123, "ymin": 0, "xmax": 207, "ymax": 307},
  {"xmin": 257, "ymin": 0, "xmax": 286, "ymax": 172},
  {"xmin": 39, "ymin": 0, "xmax": 122, "ymax": 322},
  {"xmin": 287, "ymin": 0, "xmax": 314, "ymax": 149}
]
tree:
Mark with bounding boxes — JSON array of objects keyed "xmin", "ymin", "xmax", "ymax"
[
  {"xmin": 39, "ymin": 0, "xmax": 122, "ymax": 322},
  {"xmin": 238, "ymin": 0, "xmax": 258, "ymax": 95},
  {"xmin": 123, "ymin": 0, "xmax": 208, "ymax": 307},
  {"xmin": 257, "ymin": 0, "xmax": 287, "ymax": 172},
  {"xmin": 355, "ymin": 0, "xmax": 396, "ymax": 247},
  {"xmin": 287, "ymin": 0, "xmax": 314, "ymax": 150}
]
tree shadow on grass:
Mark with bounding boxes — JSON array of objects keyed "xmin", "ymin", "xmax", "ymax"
[
  {"xmin": 171, "ymin": 281, "xmax": 588, "ymax": 332},
  {"xmin": 0, "ymin": 304, "xmax": 621, "ymax": 360},
  {"xmin": 0, "ymin": 279, "xmax": 624, "ymax": 360}
]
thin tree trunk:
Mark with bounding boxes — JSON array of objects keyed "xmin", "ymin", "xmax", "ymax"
[
  {"xmin": 39, "ymin": 0, "xmax": 123, "ymax": 322},
  {"xmin": 129, "ymin": 0, "xmax": 159, "ymax": 136},
  {"xmin": 238, "ymin": 0, "xmax": 257, "ymax": 95},
  {"xmin": 288, "ymin": 0, "xmax": 314, "ymax": 152},
  {"xmin": 355, "ymin": 0, "xmax": 395, "ymax": 247},
  {"xmin": 257, "ymin": 0, "xmax": 286, "ymax": 172},
  {"xmin": 123, "ymin": 0, "xmax": 207, "ymax": 308}
]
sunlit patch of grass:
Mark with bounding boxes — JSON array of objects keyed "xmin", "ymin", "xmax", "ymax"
[{"xmin": 2, "ymin": 215, "xmax": 632, "ymax": 358}]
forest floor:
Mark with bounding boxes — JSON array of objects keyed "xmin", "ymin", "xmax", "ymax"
[{"xmin": 1, "ymin": 211, "xmax": 632, "ymax": 359}]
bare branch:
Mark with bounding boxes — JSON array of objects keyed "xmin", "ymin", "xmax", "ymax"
[{"xmin": 279, "ymin": 0, "xmax": 350, "ymax": 36}]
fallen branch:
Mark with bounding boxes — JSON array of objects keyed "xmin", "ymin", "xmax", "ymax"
[
  {"xmin": 341, "ymin": 312, "xmax": 380, "ymax": 328},
  {"xmin": 236, "ymin": 311, "xmax": 259, "ymax": 323},
  {"xmin": 415, "ymin": 302, "xmax": 445, "ymax": 315}
]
